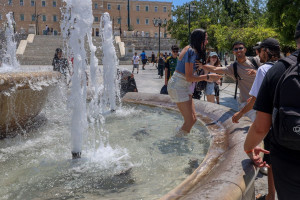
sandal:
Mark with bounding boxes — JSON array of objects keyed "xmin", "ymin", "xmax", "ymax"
[{"xmin": 256, "ymin": 194, "xmax": 266, "ymax": 200}]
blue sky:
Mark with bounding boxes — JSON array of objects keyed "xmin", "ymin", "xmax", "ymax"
[{"xmin": 173, "ymin": 0, "xmax": 193, "ymax": 7}]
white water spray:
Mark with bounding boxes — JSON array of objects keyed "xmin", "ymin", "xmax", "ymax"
[
  {"xmin": 61, "ymin": 0, "xmax": 95, "ymax": 157},
  {"xmin": 100, "ymin": 13, "xmax": 120, "ymax": 112},
  {"xmin": 1, "ymin": 12, "xmax": 20, "ymax": 70}
]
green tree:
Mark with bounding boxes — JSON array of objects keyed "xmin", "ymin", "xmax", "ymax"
[{"xmin": 267, "ymin": 0, "xmax": 300, "ymax": 48}]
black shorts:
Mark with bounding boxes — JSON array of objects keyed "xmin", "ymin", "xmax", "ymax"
[
  {"xmin": 151, "ymin": 58, "xmax": 155, "ymax": 62},
  {"xmin": 214, "ymin": 84, "xmax": 220, "ymax": 97},
  {"xmin": 142, "ymin": 59, "xmax": 147, "ymax": 64},
  {"xmin": 271, "ymin": 146, "xmax": 300, "ymax": 200}
]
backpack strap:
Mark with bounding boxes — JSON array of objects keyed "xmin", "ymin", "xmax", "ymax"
[
  {"xmin": 279, "ymin": 54, "xmax": 297, "ymax": 70},
  {"xmin": 233, "ymin": 61, "xmax": 239, "ymax": 99},
  {"xmin": 249, "ymin": 57, "xmax": 259, "ymax": 69}
]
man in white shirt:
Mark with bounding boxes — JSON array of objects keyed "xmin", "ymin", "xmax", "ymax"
[{"xmin": 132, "ymin": 52, "xmax": 140, "ymax": 74}]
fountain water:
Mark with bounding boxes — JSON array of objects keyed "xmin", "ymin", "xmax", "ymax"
[
  {"xmin": 61, "ymin": 0, "xmax": 123, "ymax": 160},
  {"xmin": 1, "ymin": 12, "xmax": 20, "ymax": 71},
  {"xmin": 100, "ymin": 12, "xmax": 120, "ymax": 112}
]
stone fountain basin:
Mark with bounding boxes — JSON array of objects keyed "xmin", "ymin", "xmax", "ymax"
[
  {"xmin": 123, "ymin": 92, "xmax": 258, "ymax": 200},
  {"xmin": 0, "ymin": 71, "xmax": 61, "ymax": 135}
]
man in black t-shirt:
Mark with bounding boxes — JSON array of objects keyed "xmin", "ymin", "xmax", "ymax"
[{"xmin": 244, "ymin": 20, "xmax": 300, "ymax": 200}]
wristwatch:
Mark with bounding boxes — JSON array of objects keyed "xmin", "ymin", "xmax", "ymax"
[{"xmin": 207, "ymin": 74, "xmax": 209, "ymax": 80}]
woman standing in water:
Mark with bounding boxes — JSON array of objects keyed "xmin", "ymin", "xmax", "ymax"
[{"xmin": 167, "ymin": 29, "xmax": 222, "ymax": 136}]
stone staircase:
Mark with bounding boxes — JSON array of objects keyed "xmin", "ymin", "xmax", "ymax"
[{"xmin": 18, "ymin": 35, "xmax": 121, "ymax": 65}]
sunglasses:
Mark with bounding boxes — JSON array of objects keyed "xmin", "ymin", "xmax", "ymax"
[
  {"xmin": 173, "ymin": 51, "xmax": 178, "ymax": 53},
  {"xmin": 233, "ymin": 47, "xmax": 244, "ymax": 52}
]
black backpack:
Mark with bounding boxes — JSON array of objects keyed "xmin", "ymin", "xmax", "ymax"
[
  {"xmin": 272, "ymin": 53, "xmax": 300, "ymax": 150},
  {"xmin": 233, "ymin": 57, "xmax": 259, "ymax": 99}
]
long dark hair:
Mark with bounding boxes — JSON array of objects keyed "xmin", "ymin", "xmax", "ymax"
[
  {"xmin": 190, "ymin": 29, "xmax": 207, "ymax": 64},
  {"xmin": 54, "ymin": 48, "xmax": 62, "ymax": 59}
]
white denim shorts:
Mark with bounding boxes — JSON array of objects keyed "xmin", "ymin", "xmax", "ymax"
[
  {"xmin": 204, "ymin": 82, "xmax": 215, "ymax": 95},
  {"xmin": 167, "ymin": 72, "xmax": 195, "ymax": 103}
]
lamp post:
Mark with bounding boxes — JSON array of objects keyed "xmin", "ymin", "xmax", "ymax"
[
  {"xmin": 119, "ymin": 8, "xmax": 122, "ymax": 36},
  {"xmin": 34, "ymin": 0, "xmax": 41, "ymax": 35},
  {"xmin": 127, "ymin": 0, "xmax": 130, "ymax": 31},
  {"xmin": 185, "ymin": 3, "xmax": 196, "ymax": 44},
  {"xmin": 152, "ymin": 18, "xmax": 167, "ymax": 57}
]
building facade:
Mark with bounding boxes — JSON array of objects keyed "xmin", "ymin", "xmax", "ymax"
[{"xmin": 0, "ymin": 0, "xmax": 172, "ymax": 37}]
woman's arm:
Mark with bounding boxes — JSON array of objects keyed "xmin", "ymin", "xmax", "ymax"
[{"xmin": 185, "ymin": 62, "xmax": 222, "ymax": 82}]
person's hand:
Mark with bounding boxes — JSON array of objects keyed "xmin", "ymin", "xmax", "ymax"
[
  {"xmin": 208, "ymin": 74, "xmax": 222, "ymax": 82},
  {"xmin": 246, "ymin": 146, "xmax": 270, "ymax": 168},
  {"xmin": 246, "ymin": 69, "xmax": 257, "ymax": 76},
  {"xmin": 195, "ymin": 61, "xmax": 203, "ymax": 70},
  {"xmin": 232, "ymin": 111, "xmax": 243, "ymax": 123}
]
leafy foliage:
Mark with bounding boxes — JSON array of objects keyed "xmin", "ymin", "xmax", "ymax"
[
  {"xmin": 267, "ymin": 0, "xmax": 300, "ymax": 43},
  {"xmin": 168, "ymin": 0, "xmax": 297, "ymax": 53}
]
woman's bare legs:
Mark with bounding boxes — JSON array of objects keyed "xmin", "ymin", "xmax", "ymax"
[
  {"xmin": 206, "ymin": 95, "xmax": 215, "ymax": 103},
  {"xmin": 176, "ymin": 96, "xmax": 197, "ymax": 133}
]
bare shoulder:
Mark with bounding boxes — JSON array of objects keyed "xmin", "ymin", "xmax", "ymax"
[{"xmin": 179, "ymin": 45, "xmax": 190, "ymax": 61}]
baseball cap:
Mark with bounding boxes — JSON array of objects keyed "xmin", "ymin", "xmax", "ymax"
[
  {"xmin": 295, "ymin": 20, "xmax": 300, "ymax": 40},
  {"xmin": 259, "ymin": 38, "xmax": 280, "ymax": 49},
  {"xmin": 171, "ymin": 44, "xmax": 179, "ymax": 51},
  {"xmin": 253, "ymin": 42, "xmax": 261, "ymax": 50},
  {"xmin": 209, "ymin": 52, "xmax": 218, "ymax": 57}
]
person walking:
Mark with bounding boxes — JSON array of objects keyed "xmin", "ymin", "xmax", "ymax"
[
  {"xmin": 140, "ymin": 50, "xmax": 147, "ymax": 70},
  {"xmin": 165, "ymin": 45, "xmax": 179, "ymax": 86},
  {"xmin": 167, "ymin": 29, "xmax": 222, "ymax": 137},
  {"xmin": 157, "ymin": 52, "xmax": 165, "ymax": 78},
  {"xmin": 151, "ymin": 52, "xmax": 156, "ymax": 67},
  {"xmin": 132, "ymin": 52, "xmax": 140, "ymax": 74}
]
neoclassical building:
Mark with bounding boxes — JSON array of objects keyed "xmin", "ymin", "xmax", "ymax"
[{"xmin": 0, "ymin": 0, "xmax": 172, "ymax": 37}]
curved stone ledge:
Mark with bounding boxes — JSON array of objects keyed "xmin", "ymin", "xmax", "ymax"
[
  {"xmin": 123, "ymin": 92, "xmax": 258, "ymax": 200},
  {"xmin": 0, "ymin": 71, "xmax": 61, "ymax": 91},
  {"xmin": 0, "ymin": 71, "xmax": 61, "ymax": 135}
]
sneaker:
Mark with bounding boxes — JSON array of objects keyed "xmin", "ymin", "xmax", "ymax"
[{"xmin": 137, "ymin": 71, "xmax": 138, "ymax": 74}]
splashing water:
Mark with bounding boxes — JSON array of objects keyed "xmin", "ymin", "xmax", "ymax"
[
  {"xmin": 0, "ymin": 12, "xmax": 20, "ymax": 71},
  {"xmin": 61, "ymin": 0, "xmax": 94, "ymax": 155},
  {"xmin": 100, "ymin": 12, "xmax": 121, "ymax": 112},
  {"xmin": 61, "ymin": 0, "xmax": 127, "ymax": 165}
]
